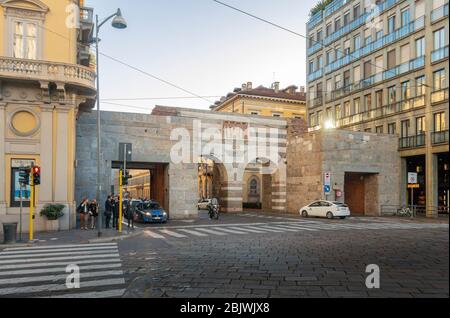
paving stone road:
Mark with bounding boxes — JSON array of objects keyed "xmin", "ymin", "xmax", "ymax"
[{"xmin": 118, "ymin": 212, "xmax": 449, "ymax": 298}]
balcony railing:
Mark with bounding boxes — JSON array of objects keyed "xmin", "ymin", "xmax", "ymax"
[
  {"xmin": 432, "ymin": 130, "xmax": 449, "ymax": 145},
  {"xmin": 335, "ymin": 95, "xmax": 426, "ymax": 128},
  {"xmin": 313, "ymin": 95, "xmax": 323, "ymax": 107},
  {"xmin": 0, "ymin": 57, "xmax": 96, "ymax": 91},
  {"xmin": 80, "ymin": 7, "xmax": 94, "ymax": 25},
  {"xmin": 399, "ymin": 134, "xmax": 426, "ymax": 150},
  {"xmin": 321, "ymin": 16, "xmax": 425, "ymax": 77},
  {"xmin": 307, "ymin": 10, "xmax": 323, "ymax": 30},
  {"xmin": 431, "ymin": 2, "xmax": 449, "ymax": 23},
  {"xmin": 431, "ymin": 45, "xmax": 449, "ymax": 63},
  {"xmin": 307, "ymin": 68, "xmax": 323, "ymax": 82},
  {"xmin": 324, "ymin": 0, "xmax": 345, "ymax": 17},
  {"xmin": 431, "ymin": 88, "xmax": 449, "ymax": 104},
  {"xmin": 307, "ymin": 41, "xmax": 323, "ymax": 56}
]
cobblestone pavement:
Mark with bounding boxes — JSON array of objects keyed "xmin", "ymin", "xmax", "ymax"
[{"xmin": 118, "ymin": 212, "xmax": 449, "ymax": 298}]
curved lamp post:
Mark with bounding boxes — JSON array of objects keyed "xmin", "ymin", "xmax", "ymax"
[{"xmin": 95, "ymin": 8, "xmax": 127, "ymax": 237}]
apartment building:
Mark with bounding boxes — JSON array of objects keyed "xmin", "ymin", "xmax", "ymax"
[
  {"xmin": 306, "ymin": 0, "xmax": 449, "ymax": 217},
  {"xmin": 0, "ymin": 0, "xmax": 96, "ymax": 231}
]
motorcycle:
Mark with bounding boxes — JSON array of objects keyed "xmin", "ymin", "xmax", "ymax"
[{"xmin": 207, "ymin": 198, "xmax": 220, "ymax": 220}]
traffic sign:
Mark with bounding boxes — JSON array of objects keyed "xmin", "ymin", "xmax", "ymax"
[
  {"xmin": 408, "ymin": 172, "xmax": 418, "ymax": 184},
  {"xmin": 324, "ymin": 172, "xmax": 331, "ymax": 186},
  {"xmin": 324, "ymin": 185, "xmax": 331, "ymax": 194},
  {"xmin": 408, "ymin": 184, "xmax": 420, "ymax": 189}
]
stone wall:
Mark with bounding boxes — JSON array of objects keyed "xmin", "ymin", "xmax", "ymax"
[{"xmin": 286, "ymin": 129, "xmax": 400, "ymax": 215}]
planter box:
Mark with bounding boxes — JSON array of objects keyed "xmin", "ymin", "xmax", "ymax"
[{"xmin": 45, "ymin": 219, "xmax": 59, "ymax": 232}]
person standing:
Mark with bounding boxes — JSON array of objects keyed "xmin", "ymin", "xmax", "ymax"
[
  {"xmin": 104, "ymin": 195, "xmax": 113, "ymax": 229},
  {"xmin": 89, "ymin": 199, "xmax": 98, "ymax": 230},
  {"xmin": 78, "ymin": 198, "xmax": 89, "ymax": 230},
  {"xmin": 113, "ymin": 196, "xmax": 120, "ymax": 230},
  {"xmin": 125, "ymin": 196, "xmax": 135, "ymax": 231}
]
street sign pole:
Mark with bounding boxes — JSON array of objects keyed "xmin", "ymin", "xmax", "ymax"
[
  {"xmin": 19, "ymin": 183, "xmax": 23, "ymax": 242},
  {"xmin": 29, "ymin": 170, "xmax": 34, "ymax": 242},
  {"xmin": 119, "ymin": 169, "xmax": 123, "ymax": 234}
]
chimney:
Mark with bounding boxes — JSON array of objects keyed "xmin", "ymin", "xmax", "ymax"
[
  {"xmin": 247, "ymin": 82, "xmax": 253, "ymax": 90},
  {"xmin": 299, "ymin": 86, "xmax": 305, "ymax": 93},
  {"xmin": 272, "ymin": 81, "xmax": 280, "ymax": 93},
  {"xmin": 242, "ymin": 83, "xmax": 247, "ymax": 90}
]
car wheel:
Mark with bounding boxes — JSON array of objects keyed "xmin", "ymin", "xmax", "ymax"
[
  {"xmin": 301, "ymin": 210, "xmax": 308, "ymax": 218},
  {"xmin": 326, "ymin": 212, "xmax": 334, "ymax": 219}
]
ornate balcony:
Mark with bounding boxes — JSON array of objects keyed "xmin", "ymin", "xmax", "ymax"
[{"xmin": 0, "ymin": 57, "xmax": 96, "ymax": 92}]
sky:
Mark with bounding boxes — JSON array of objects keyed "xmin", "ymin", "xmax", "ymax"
[{"xmin": 87, "ymin": 0, "xmax": 318, "ymax": 113}]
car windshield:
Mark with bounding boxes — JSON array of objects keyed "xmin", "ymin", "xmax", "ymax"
[{"xmin": 143, "ymin": 202, "xmax": 161, "ymax": 209}]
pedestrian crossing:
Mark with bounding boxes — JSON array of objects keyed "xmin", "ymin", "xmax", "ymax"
[
  {"xmin": 141, "ymin": 220, "xmax": 449, "ymax": 241},
  {"xmin": 0, "ymin": 243, "xmax": 125, "ymax": 298}
]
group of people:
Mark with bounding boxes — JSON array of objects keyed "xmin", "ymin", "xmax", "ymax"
[
  {"xmin": 77, "ymin": 198, "xmax": 98, "ymax": 230},
  {"xmin": 77, "ymin": 194, "xmax": 136, "ymax": 231}
]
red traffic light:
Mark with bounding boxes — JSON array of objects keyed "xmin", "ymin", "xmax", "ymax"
[{"xmin": 33, "ymin": 166, "xmax": 40, "ymax": 174}]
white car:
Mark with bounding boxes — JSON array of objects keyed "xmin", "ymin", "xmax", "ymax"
[
  {"xmin": 197, "ymin": 199, "xmax": 212, "ymax": 210},
  {"xmin": 300, "ymin": 200, "xmax": 350, "ymax": 219}
]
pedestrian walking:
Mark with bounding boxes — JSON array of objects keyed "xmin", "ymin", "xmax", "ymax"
[
  {"xmin": 77, "ymin": 198, "xmax": 89, "ymax": 230},
  {"xmin": 104, "ymin": 195, "xmax": 113, "ymax": 229},
  {"xmin": 89, "ymin": 199, "xmax": 98, "ymax": 229}
]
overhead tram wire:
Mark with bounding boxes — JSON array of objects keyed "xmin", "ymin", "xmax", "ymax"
[{"xmin": 211, "ymin": 0, "xmax": 432, "ymax": 88}]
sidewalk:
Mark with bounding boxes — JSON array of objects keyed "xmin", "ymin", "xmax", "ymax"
[{"xmin": 0, "ymin": 227, "xmax": 142, "ymax": 249}]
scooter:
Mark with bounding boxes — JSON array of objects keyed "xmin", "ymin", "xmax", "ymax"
[{"xmin": 207, "ymin": 198, "xmax": 220, "ymax": 220}]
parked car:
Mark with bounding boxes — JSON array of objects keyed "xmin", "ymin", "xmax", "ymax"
[
  {"xmin": 134, "ymin": 200, "xmax": 168, "ymax": 223},
  {"xmin": 299, "ymin": 201, "xmax": 350, "ymax": 219},
  {"xmin": 197, "ymin": 199, "xmax": 212, "ymax": 210}
]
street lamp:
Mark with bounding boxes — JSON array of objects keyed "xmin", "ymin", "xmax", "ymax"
[{"xmin": 95, "ymin": 8, "xmax": 127, "ymax": 237}]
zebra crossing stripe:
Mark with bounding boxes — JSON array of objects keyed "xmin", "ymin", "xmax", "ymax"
[
  {"xmin": 0, "ymin": 253, "xmax": 120, "ymax": 265},
  {"xmin": 194, "ymin": 228, "xmax": 228, "ymax": 236},
  {"xmin": 0, "ymin": 263, "xmax": 122, "ymax": 277},
  {"xmin": 0, "ymin": 249, "xmax": 119, "ymax": 260},
  {"xmin": 267, "ymin": 225, "xmax": 304, "ymax": 232},
  {"xmin": 230, "ymin": 227, "xmax": 266, "ymax": 234},
  {"xmin": 215, "ymin": 228, "xmax": 248, "ymax": 234},
  {"xmin": 4, "ymin": 243, "xmax": 117, "ymax": 252},
  {"xmin": 256, "ymin": 226, "xmax": 285, "ymax": 233},
  {"xmin": 0, "ymin": 258, "xmax": 122, "ymax": 271},
  {"xmin": 281, "ymin": 224, "xmax": 319, "ymax": 231},
  {"xmin": 0, "ymin": 246, "xmax": 118, "ymax": 255},
  {"xmin": 0, "ymin": 270, "xmax": 124, "ymax": 285},
  {"xmin": 144, "ymin": 230, "xmax": 165, "ymax": 239},
  {"xmin": 159, "ymin": 229, "xmax": 187, "ymax": 238},
  {"xmin": 178, "ymin": 229, "xmax": 208, "ymax": 237},
  {"xmin": 40, "ymin": 289, "xmax": 125, "ymax": 299},
  {"xmin": 0, "ymin": 278, "xmax": 125, "ymax": 296}
]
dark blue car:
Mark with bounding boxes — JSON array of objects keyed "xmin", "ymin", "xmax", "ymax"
[{"xmin": 134, "ymin": 200, "xmax": 168, "ymax": 224}]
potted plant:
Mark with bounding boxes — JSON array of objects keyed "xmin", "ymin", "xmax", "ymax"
[{"xmin": 40, "ymin": 204, "xmax": 65, "ymax": 231}]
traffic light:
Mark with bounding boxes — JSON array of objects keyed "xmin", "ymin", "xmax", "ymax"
[
  {"xmin": 122, "ymin": 170, "xmax": 132, "ymax": 186},
  {"xmin": 19, "ymin": 168, "xmax": 31, "ymax": 186},
  {"xmin": 32, "ymin": 166, "xmax": 41, "ymax": 185}
]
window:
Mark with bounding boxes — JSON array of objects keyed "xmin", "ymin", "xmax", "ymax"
[
  {"xmin": 388, "ymin": 123, "xmax": 396, "ymax": 135},
  {"xmin": 335, "ymin": 46, "xmax": 342, "ymax": 59},
  {"xmin": 433, "ymin": 28, "xmax": 445, "ymax": 50},
  {"xmin": 326, "ymin": 107, "xmax": 332, "ymax": 120},
  {"xmin": 415, "ymin": 0, "xmax": 425, "ymax": 19},
  {"xmin": 388, "ymin": 86, "xmax": 396, "ymax": 104},
  {"xmin": 13, "ymin": 21, "xmax": 38, "ymax": 60},
  {"xmin": 343, "ymin": 70, "xmax": 350, "ymax": 88},
  {"xmin": 387, "ymin": 49, "xmax": 396, "ymax": 69},
  {"xmin": 344, "ymin": 40, "xmax": 350, "ymax": 55},
  {"xmin": 364, "ymin": 61, "xmax": 372, "ymax": 78},
  {"xmin": 317, "ymin": 111, "xmax": 323, "ymax": 125},
  {"xmin": 415, "ymin": 37, "xmax": 425, "ymax": 57},
  {"xmin": 309, "ymin": 60, "xmax": 314, "ymax": 74},
  {"xmin": 354, "ymin": 35, "xmax": 361, "ymax": 50},
  {"xmin": 434, "ymin": 112, "xmax": 446, "ymax": 132},
  {"xmin": 335, "ymin": 18, "xmax": 341, "ymax": 30},
  {"xmin": 376, "ymin": 30, "xmax": 384, "ymax": 40},
  {"xmin": 401, "ymin": 81, "xmax": 410, "ymax": 100},
  {"xmin": 433, "ymin": 69, "xmax": 446, "ymax": 90},
  {"xmin": 364, "ymin": 128, "xmax": 372, "ymax": 133},
  {"xmin": 250, "ymin": 111, "xmax": 260, "ymax": 115},
  {"xmin": 272, "ymin": 113, "xmax": 281, "ymax": 118},
  {"xmin": 344, "ymin": 11, "xmax": 350, "ymax": 25},
  {"xmin": 416, "ymin": 116, "xmax": 426, "ymax": 135},
  {"xmin": 364, "ymin": 28, "xmax": 372, "ymax": 45},
  {"xmin": 388, "ymin": 15, "xmax": 396, "ymax": 33},
  {"xmin": 376, "ymin": 126, "xmax": 384, "ymax": 134},
  {"xmin": 364, "ymin": 94, "xmax": 372, "ymax": 111},
  {"xmin": 344, "ymin": 101, "xmax": 351, "ymax": 117},
  {"xmin": 309, "ymin": 36, "xmax": 314, "ymax": 48},
  {"xmin": 317, "ymin": 29, "xmax": 323, "ymax": 42},
  {"xmin": 317, "ymin": 55, "xmax": 323, "ymax": 69},
  {"xmin": 375, "ymin": 90, "xmax": 383, "ymax": 108},
  {"xmin": 309, "ymin": 113, "xmax": 316, "ymax": 127},
  {"xmin": 400, "ymin": 44, "xmax": 410, "ymax": 64},
  {"xmin": 353, "ymin": 4, "xmax": 361, "ymax": 19},
  {"xmin": 354, "ymin": 98, "xmax": 361, "ymax": 114},
  {"xmin": 416, "ymin": 76, "xmax": 426, "ymax": 96},
  {"xmin": 353, "ymin": 65, "xmax": 361, "ymax": 83},
  {"xmin": 326, "ymin": 23, "xmax": 332, "ymax": 37},
  {"xmin": 401, "ymin": 120, "xmax": 410, "ymax": 137},
  {"xmin": 335, "ymin": 74, "xmax": 342, "ymax": 89},
  {"xmin": 401, "ymin": 8, "xmax": 410, "ymax": 27},
  {"xmin": 335, "ymin": 105, "xmax": 342, "ymax": 120},
  {"xmin": 326, "ymin": 50, "xmax": 333, "ymax": 64}
]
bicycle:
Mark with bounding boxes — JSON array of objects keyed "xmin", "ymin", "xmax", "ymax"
[{"xmin": 395, "ymin": 206, "xmax": 413, "ymax": 217}]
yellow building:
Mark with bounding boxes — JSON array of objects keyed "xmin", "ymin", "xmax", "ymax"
[
  {"xmin": 211, "ymin": 82, "xmax": 307, "ymax": 119},
  {"xmin": 0, "ymin": 0, "xmax": 96, "ymax": 232}
]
